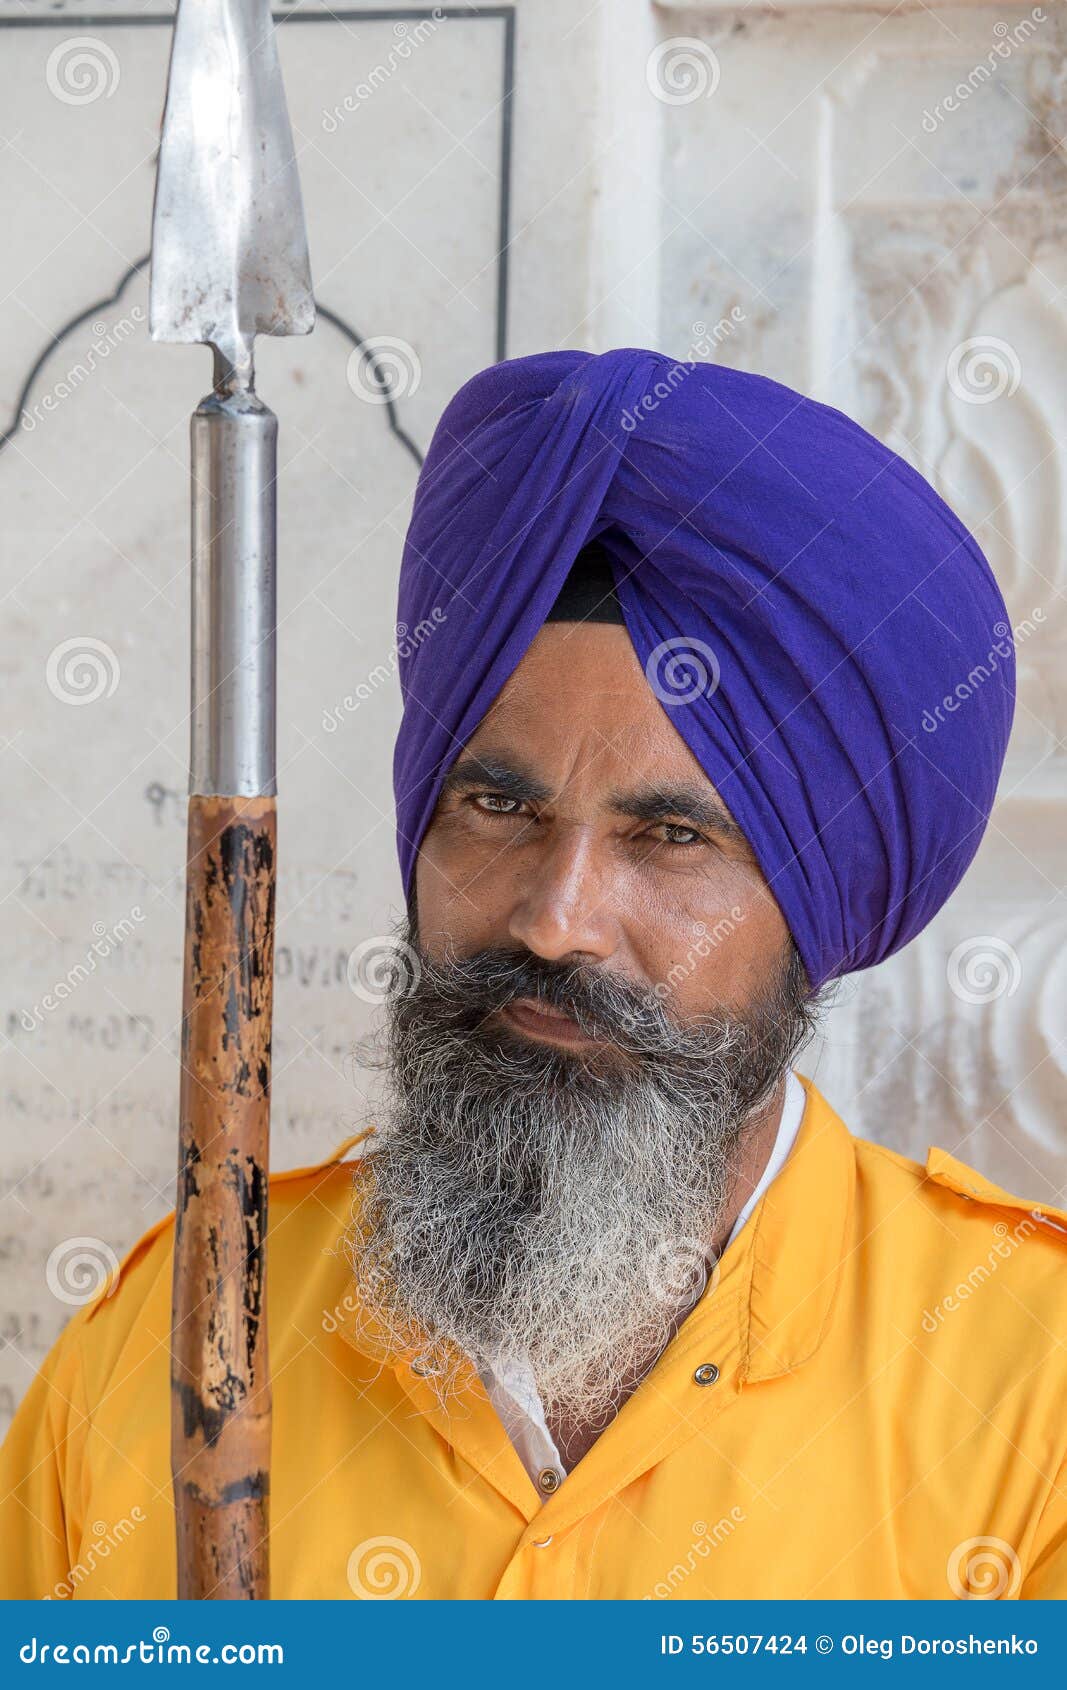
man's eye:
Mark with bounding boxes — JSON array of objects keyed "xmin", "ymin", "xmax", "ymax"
[
  {"xmin": 653, "ymin": 823, "xmax": 704, "ymax": 847},
  {"xmin": 472, "ymin": 793, "xmax": 524, "ymax": 816}
]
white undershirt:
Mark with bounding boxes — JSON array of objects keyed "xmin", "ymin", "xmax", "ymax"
[{"xmin": 477, "ymin": 1069, "xmax": 808, "ymax": 1492}]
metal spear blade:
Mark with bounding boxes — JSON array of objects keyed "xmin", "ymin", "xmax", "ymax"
[{"xmin": 150, "ymin": 0, "xmax": 314, "ymax": 384}]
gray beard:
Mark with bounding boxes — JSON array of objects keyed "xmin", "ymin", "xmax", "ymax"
[{"xmin": 344, "ymin": 923, "xmax": 815, "ymax": 1431}]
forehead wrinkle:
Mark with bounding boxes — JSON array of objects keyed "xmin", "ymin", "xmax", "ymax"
[
  {"xmin": 482, "ymin": 675, "xmax": 652, "ymax": 735},
  {"xmin": 483, "ymin": 624, "xmax": 652, "ymax": 710}
]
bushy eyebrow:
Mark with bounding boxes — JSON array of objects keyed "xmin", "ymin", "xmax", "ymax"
[
  {"xmin": 607, "ymin": 783, "xmax": 747, "ymax": 844},
  {"xmin": 441, "ymin": 754, "xmax": 553, "ymax": 805},
  {"xmin": 441, "ymin": 755, "xmax": 745, "ymax": 845}
]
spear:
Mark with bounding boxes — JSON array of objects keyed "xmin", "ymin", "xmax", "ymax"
[{"xmin": 149, "ymin": 0, "xmax": 314, "ymax": 1599}]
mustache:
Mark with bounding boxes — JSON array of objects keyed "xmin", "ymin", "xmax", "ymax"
[{"xmin": 391, "ymin": 942, "xmax": 703, "ymax": 1059}]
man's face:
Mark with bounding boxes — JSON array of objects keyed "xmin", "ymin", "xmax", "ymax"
[
  {"xmin": 345, "ymin": 621, "xmax": 815, "ymax": 1432},
  {"xmin": 415, "ymin": 620, "xmax": 791, "ymax": 1028}
]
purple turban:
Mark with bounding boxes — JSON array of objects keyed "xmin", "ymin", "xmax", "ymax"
[{"xmin": 393, "ymin": 349, "xmax": 1014, "ymax": 990}]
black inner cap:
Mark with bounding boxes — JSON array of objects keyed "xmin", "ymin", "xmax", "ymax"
[{"xmin": 544, "ymin": 538, "xmax": 626, "ymax": 625}]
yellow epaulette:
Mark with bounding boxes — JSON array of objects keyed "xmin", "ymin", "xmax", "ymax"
[{"xmin": 925, "ymin": 1145, "xmax": 1067, "ymax": 1239}]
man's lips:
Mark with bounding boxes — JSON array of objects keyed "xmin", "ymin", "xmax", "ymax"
[{"xmin": 499, "ymin": 995, "xmax": 603, "ymax": 1049}]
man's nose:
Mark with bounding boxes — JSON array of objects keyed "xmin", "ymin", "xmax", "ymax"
[{"xmin": 506, "ymin": 830, "xmax": 621, "ymax": 963}]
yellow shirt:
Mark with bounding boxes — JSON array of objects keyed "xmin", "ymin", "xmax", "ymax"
[{"xmin": 2, "ymin": 1078, "xmax": 1065, "ymax": 1601}]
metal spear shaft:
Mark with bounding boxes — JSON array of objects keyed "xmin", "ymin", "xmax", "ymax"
[{"xmin": 149, "ymin": 0, "xmax": 314, "ymax": 1599}]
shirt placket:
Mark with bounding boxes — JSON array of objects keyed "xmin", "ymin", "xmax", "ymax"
[
  {"xmin": 491, "ymin": 1249, "xmax": 754, "ymax": 1597},
  {"xmin": 393, "ymin": 1356, "xmax": 544, "ymax": 1527},
  {"xmin": 478, "ymin": 1351, "xmax": 568, "ymax": 1497}
]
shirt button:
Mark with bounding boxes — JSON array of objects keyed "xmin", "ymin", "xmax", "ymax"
[
  {"xmin": 693, "ymin": 1362, "xmax": 720, "ymax": 1386},
  {"xmin": 410, "ymin": 1356, "xmax": 435, "ymax": 1376},
  {"xmin": 533, "ymin": 1535, "xmax": 554, "ymax": 1548},
  {"xmin": 537, "ymin": 1467, "xmax": 562, "ymax": 1494}
]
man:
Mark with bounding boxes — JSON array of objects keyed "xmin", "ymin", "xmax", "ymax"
[{"xmin": 1, "ymin": 349, "xmax": 1064, "ymax": 1600}]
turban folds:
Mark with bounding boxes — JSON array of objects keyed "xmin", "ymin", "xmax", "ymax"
[{"xmin": 393, "ymin": 349, "xmax": 1014, "ymax": 990}]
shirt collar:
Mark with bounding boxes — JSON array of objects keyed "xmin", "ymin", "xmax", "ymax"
[{"xmin": 723, "ymin": 1065, "xmax": 807, "ymax": 1254}]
